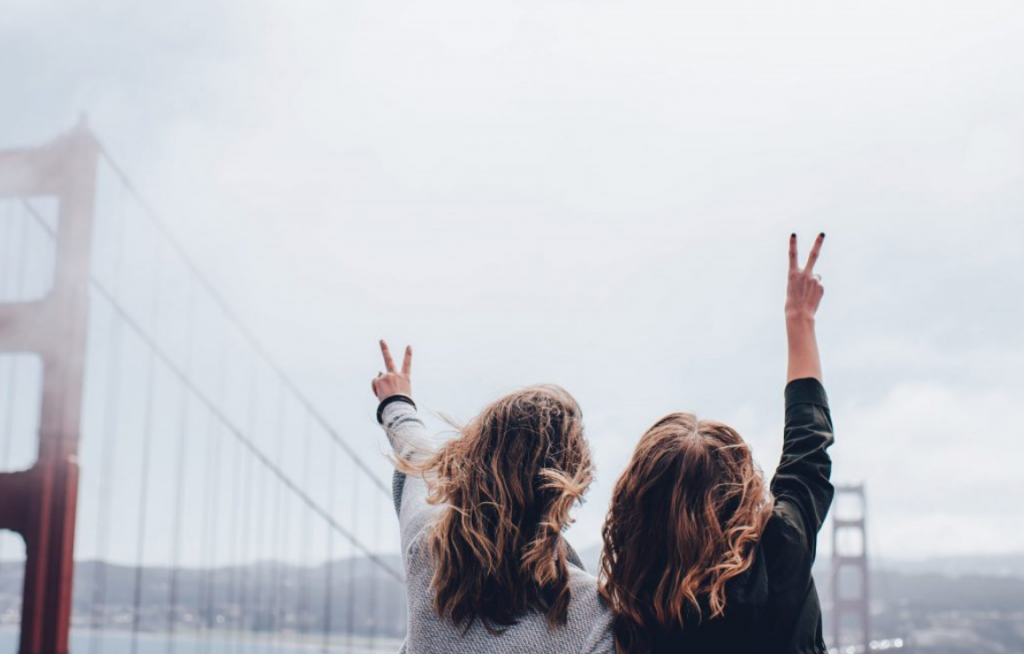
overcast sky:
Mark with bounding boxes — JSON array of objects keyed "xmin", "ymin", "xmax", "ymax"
[{"xmin": 1, "ymin": 0, "xmax": 1023, "ymax": 567}]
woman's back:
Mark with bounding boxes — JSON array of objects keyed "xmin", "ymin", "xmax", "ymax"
[
  {"xmin": 644, "ymin": 458, "xmax": 832, "ymax": 653},
  {"xmin": 603, "ymin": 378, "xmax": 833, "ymax": 654},
  {"xmin": 371, "ymin": 364, "xmax": 614, "ymax": 654},
  {"xmin": 398, "ymin": 467, "xmax": 613, "ymax": 654}
]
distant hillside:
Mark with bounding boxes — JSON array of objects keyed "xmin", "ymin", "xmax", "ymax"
[
  {"xmin": 2, "ymin": 551, "xmax": 1023, "ymax": 652},
  {"xmin": 875, "ymin": 554, "xmax": 1024, "ymax": 579},
  {"xmin": 579, "ymin": 545, "xmax": 1024, "ymax": 652},
  {"xmin": 0, "ymin": 556, "xmax": 407, "ymax": 638},
  {"xmin": 581, "ymin": 544, "xmax": 1024, "ymax": 581}
]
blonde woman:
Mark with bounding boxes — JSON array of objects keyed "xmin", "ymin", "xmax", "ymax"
[{"xmin": 371, "ymin": 342, "xmax": 613, "ymax": 653}]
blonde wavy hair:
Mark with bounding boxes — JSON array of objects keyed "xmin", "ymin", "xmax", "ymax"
[
  {"xmin": 598, "ymin": 413, "xmax": 772, "ymax": 653},
  {"xmin": 399, "ymin": 385, "xmax": 593, "ymax": 632}
]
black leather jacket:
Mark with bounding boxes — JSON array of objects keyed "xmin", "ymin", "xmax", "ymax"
[{"xmin": 647, "ymin": 377, "xmax": 835, "ymax": 654}]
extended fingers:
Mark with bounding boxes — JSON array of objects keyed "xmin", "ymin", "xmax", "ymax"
[
  {"xmin": 805, "ymin": 232, "xmax": 825, "ymax": 274},
  {"xmin": 380, "ymin": 339, "xmax": 396, "ymax": 372},
  {"xmin": 402, "ymin": 346, "xmax": 412, "ymax": 376},
  {"xmin": 789, "ymin": 233, "xmax": 798, "ymax": 271}
]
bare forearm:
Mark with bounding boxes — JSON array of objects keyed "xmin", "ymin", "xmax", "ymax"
[
  {"xmin": 786, "ymin": 316, "xmax": 822, "ymax": 383},
  {"xmin": 785, "ymin": 233, "xmax": 825, "ymax": 383}
]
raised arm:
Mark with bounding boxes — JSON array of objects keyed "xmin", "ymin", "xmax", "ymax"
[
  {"xmin": 771, "ymin": 234, "xmax": 834, "ymax": 557},
  {"xmin": 372, "ymin": 340, "xmax": 434, "ymax": 522},
  {"xmin": 373, "ymin": 340, "xmax": 420, "ymax": 457}
]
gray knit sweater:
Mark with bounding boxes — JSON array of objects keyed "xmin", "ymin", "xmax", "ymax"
[{"xmin": 380, "ymin": 400, "xmax": 615, "ymax": 654}]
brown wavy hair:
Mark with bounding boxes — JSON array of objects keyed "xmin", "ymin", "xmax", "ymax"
[
  {"xmin": 399, "ymin": 385, "xmax": 593, "ymax": 632},
  {"xmin": 598, "ymin": 413, "xmax": 772, "ymax": 653}
]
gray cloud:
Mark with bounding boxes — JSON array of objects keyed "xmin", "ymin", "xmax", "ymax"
[{"xmin": 2, "ymin": 0, "xmax": 1022, "ymax": 564}]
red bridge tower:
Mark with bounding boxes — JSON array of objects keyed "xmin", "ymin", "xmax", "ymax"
[{"xmin": 0, "ymin": 121, "xmax": 99, "ymax": 654}]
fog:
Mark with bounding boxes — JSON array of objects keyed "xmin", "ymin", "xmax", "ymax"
[{"xmin": 2, "ymin": 0, "xmax": 1023, "ymax": 566}]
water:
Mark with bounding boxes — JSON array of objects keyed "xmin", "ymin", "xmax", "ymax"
[{"xmin": 0, "ymin": 629, "xmax": 396, "ymax": 654}]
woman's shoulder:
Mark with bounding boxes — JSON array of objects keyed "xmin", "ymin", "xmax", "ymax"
[
  {"xmin": 566, "ymin": 562, "xmax": 607, "ymax": 600},
  {"xmin": 564, "ymin": 565, "xmax": 616, "ymax": 653}
]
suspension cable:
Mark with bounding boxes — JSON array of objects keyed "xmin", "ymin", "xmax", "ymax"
[
  {"xmin": 322, "ymin": 438, "xmax": 336, "ymax": 653},
  {"xmin": 347, "ymin": 472, "xmax": 360, "ymax": 649},
  {"xmin": 167, "ymin": 279, "xmax": 197, "ymax": 652},
  {"xmin": 98, "ymin": 149, "xmax": 390, "ymax": 496},
  {"xmin": 87, "ymin": 185, "xmax": 127, "ymax": 654},
  {"xmin": 267, "ymin": 385, "xmax": 287, "ymax": 653},
  {"xmin": 19, "ymin": 187, "xmax": 404, "ymax": 582},
  {"xmin": 130, "ymin": 222, "xmax": 166, "ymax": 654}
]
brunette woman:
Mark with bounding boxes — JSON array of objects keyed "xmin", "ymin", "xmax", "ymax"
[{"xmin": 599, "ymin": 233, "xmax": 834, "ymax": 653}]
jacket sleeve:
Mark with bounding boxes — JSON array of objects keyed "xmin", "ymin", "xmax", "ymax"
[
  {"xmin": 769, "ymin": 377, "xmax": 835, "ymax": 561},
  {"xmin": 379, "ymin": 400, "xmax": 441, "ymax": 542}
]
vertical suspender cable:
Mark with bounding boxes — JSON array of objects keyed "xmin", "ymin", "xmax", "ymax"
[
  {"xmin": 166, "ymin": 279, "xmax": 197, "ymax": 652},
  {"xmin": 199, "ymin": 342, "xmax": 227, "ymax": 654},
  {"xmin": 227, "ymin": 396, "xmax": 244, "ymax": 647},
  {"xmin": 261, "ymin": 464, "xmax": 272, "ymax": 654},
  {"xmin": 231, "ymin": 364, "xmax": 256, "ymax": 654},
  {"xmin": 279, "ymin": 454, "xmax": 292, "ymax": 649},
  {"xmin": 321, "ymin": 439, "xmax": 336, "ymax": 653},
  {"xmin": 197, "ymin": 406, "xmax": 214, "ymax": 654},
  {"xmin": 238, "ymin": 366, "xmax": 259, "ymax": 652},
  {"xmin": 346, "ymin": 473, "xmax": 360, "ymax": 649},
  {"xmin": 270, "ymin": 385, "xmax": 287, "ymax": 652},
  {"xmin": 252, "ymin": 420, "xmax": 268, "ymax": 654},
  {"xmin": 235, "ymin": 365, "xmax": 257, "ymax": 654},
  {"xmin": 369, "ymin": 490, "xmax": 383, "ymax": 646},
  {"xmin": 88, "ymin": 185, "xmax": 127, "ymax": 654},
  {"xmin": 274, "ymin": 472, "xmax": 290, "ymax": 651},
  {"xmin": 130, "ymin": 227, "xmax": 166, "ymax": 654},
  {"xmin": 236, "ymin": 451, "xmax": 253, "ymax": 652},
  {"xmin": 207, "ymin": 416, "xmax": 225, "ymax": 646},
  {"xmin": 298, "ymin": 412, "xmax": 313, "ymax": 634}
]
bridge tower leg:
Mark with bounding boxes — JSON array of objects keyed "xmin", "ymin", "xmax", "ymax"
[
  {"xmin": 0, "ymin": 121, "xmax": 99, "ymax": 654},
  {"xmin": 831, "ymin": 483, "xmax": 870, "ymax": 652}
]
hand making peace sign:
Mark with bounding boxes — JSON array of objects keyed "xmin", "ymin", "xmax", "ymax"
[
  {"xmin": 372, "ymin": 340, "xmax": 413, "ymax": 401},
  {"xmin": 786, "ymin": 233, "xmax": 826, "ymax": 323}
]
